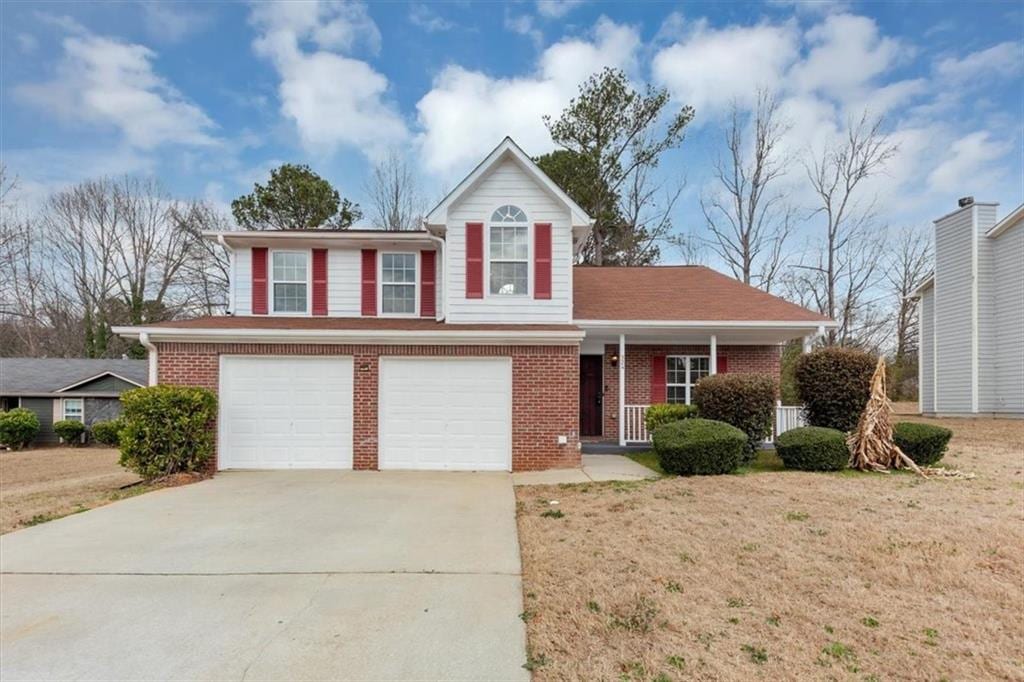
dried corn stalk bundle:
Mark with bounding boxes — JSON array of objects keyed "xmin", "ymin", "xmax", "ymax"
[{"xmin": 847, "ymin": 358, "xmax": 924, "ymax": 476}]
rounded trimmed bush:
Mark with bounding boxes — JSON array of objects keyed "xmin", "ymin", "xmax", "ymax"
[
  {"xmin": 893, "ymin": 422, "xmax": 952, "ymax": 466},
  {"xmin": 693, "ymin": 373, "xmax": 776, "ymax": 463},
  {"xmin": 54, "ymin": 419, "xmax": 86, "ymax": 445},
  {"xmin": 90, "ymin": 418, "xmax": 123, "ymax": 447},
  {"xmin": 775, "ymin": 426, "xmax": 848, "ymax": 471},
  {"xmin": 0, "ymin": 407, "xmax": 40, "ymax": 450},
  {"xmin": 794, "ymin": 347, "xmax": 876, "ymax": 432},
  {"xmin": 644, "ymin": 403, "xmax": 697, "ymax": 433},
  {"xmin": 651, "ymin": 418, "xmax": 746, "ymax": 476},
  {"xmin": 119, "ymin": 386, "xmax": 217, "ymax": 478}
]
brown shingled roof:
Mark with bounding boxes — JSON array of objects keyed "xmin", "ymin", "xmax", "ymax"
[
  {"xmin": 573, "ymin": 266, "xmax": 830, "ymax": 323},
  {"xmin": 144, "ymin": 316, "xmax": 578, "ymax": 332}
]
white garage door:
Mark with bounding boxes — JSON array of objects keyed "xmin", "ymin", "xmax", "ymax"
[
  {"xmin": 379, "ymin": 357, "xmax": 512, "ymax": 471},
  {"xmin": 219, "ymin": 356, "xmax": 353, "ymax": 469}
]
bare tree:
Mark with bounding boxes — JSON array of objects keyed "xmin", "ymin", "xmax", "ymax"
[
  {"xmin": 701, "ymin": 91, "xmax": 794, "ymax": 292},
  {"xmin": 887, "ymin": 228, "xmax": 932, "ymax": 359},
  {"xmin": 173, "ymin": 201, "xmax": 231, "ymax": 315},
  {"xmin": 365, "ymin": 149, "xmax": 423, "ymax": 230},
  {"xmin": 615, "ymin": 156, "xmax": 686, "ymax": 265},
  {"xmin": 788, "ymin": 112, "xmax": 899, "ymax": 345}
]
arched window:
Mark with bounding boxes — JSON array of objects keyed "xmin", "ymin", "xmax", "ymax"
[{"xmin": 488, "ymin": 205, "xmax": 528, "ymax": 295}]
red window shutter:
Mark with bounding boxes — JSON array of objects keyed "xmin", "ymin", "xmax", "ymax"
[
  {"xmin": 534, "ymin": 222, "xmax": 552, "ymax": 299},
  {"xmin": 251, "ymin": 247, "xmax": 268, "ymax": 315},
  {"xmin": 420, "ymin": 250, "xmax": 436, "ymax": 317},
  {"xmin": 650, "ymin": 354, "xmax": 667, "ymax": 404},
  {"xmin": 361, "ymin": 249, "xmax": 377, "ymax": 316},
  {"xmin": 717, "ymin": 356, "xmax": 728, "ymax": 374},
  {"xmin": 465, "ymin": 222, "xmax": 483, "ymax": 299},
  {"xmin": 311, "ymin": 249, "xmax": 328, "ymax": 316}
]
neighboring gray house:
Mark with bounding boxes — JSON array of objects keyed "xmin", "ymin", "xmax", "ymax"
[
  {"xmin": 914, "ymin": 199, "xmax": 1024, "ymax": 417},
  {"xmin": 0, "ymin": 358, "xmax": 148, "ymax": 444}
]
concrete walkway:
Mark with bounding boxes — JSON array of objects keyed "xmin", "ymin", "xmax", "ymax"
[
  {"xmin": 0, "ymin": 471, "xmax": 528, "ymax": 681},
  {"xmin": 512, "ymin": 454, "xmax": 659, "ymax": 485}
]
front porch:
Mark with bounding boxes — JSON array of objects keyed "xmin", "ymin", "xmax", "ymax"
[{"xmin": 577, "ymin": 323, "xmax": 823, "ymax": 446}]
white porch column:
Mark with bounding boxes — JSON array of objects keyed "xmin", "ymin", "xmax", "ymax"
[
  {"xmin": 618, "ymin": 333, "xmax": 626, "ymax": 446},
  {"xmin": 709, "ymin": 334, "xmax": 717, "ymax": 374}
]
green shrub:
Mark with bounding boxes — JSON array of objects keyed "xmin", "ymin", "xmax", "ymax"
[
  {"xmin": 693, "ymin": 373, "xmax": 776, "ymax": 462},
  {"xmin": 893, "ymin": 422, "xmax": 952, "ymax": 466},
  {"xmin": 0, "ymin": 408, "xmax": 40, "ymax": 450},
  {"xmin": 651, "ymin": 418, "xmax": 746, "ymax": 476},
  {"xmin": 775, "ymin": 426, "xmax": 848, "ymax": 471},
  {"xmin": 90, "ymin": 418, "xmax": 123, "ymax": 447},
  {"xmin": 54, "ymin": 419, "xmax": 86, "ymax": 445},
  {"xmin": 119, "ymin": 386, "xmax": 217, "ymax": 478},
  {"xmin": 794, "ymin": 347, "xmax": 876, "ymax": 432},
  {"xmin": 645, "ymin": 403, "xmax": 698, "ymax": 433}
]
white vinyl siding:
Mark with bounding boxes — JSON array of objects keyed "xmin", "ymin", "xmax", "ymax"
[
  {"xmin": 234, "ymin": 246, "xmax": 252, "ymax": 315},
  {"xmin": 328, "ymin": 248, "xmax": 361, "ymax": 316},
  {"xmin": 918, "ymin": 288, "xmax": 934, "ymax": 414},
  {"xmin": 990, "ymin": 221, "xmax": 1024, "ymax": 413},
  {"xmin": 446, "ymin": 158, "xmax": 572, "ymax": 323},
  {"xmin": 933, "ymin": 206, "xmax": 974, "ymax": 413},
  {"xmin": 975, "ymin": 203, "xmax": 998, "ymax": 412}
]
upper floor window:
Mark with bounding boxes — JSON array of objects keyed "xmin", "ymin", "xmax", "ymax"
[
  {"xmin": 489, "ymin": 205, "xmax": 528, "ymax": 296},
  {"xmin": 272, "ymin": 251, "xmax": 308, "ymax": 313},
  {"xmin": 666, "ymin": 356, "xmax": 710, "ymax": 404},
  {"xmin": 381, "ymin": 253, "xmax": 416, "ymax": 314}
]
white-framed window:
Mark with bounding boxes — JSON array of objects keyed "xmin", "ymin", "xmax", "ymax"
[
  {"xmin": 666, "ymin": 356, "xmax": 710, "ymax": 405},
  {"xmin": 271, "ymin": 250, "xmax": 309, "ymax": 314},
  {"xmin": 489, "ymin": 204, "xmax": 529, "ymax": 296},
  {"xmin": 381, "ymin": 252, "xmax": 417, "ymax": 315},
  {"xmin": 62, "ymin": 398, "xmax": 84, "ymax": 423}
]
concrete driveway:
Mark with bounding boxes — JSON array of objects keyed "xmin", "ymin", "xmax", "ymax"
[{"xmin": 0, "ymin": 471, "xmax": 528, "ymax": 681}]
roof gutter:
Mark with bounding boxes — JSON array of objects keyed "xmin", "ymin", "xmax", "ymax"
[
  {"xmin": 426, "ymin": 232, "xmax": 447, "ymax": 321},
  {"xmin": 139, "ymin": 331, "xmax": 158, "ymax": 385},
  {"xmin": 573, "ymin": 319, "xmax": 838, "ymax": 329},
  {"xmin": 114, "ymin": 326, "xmax": 584, "ymax": 346}
]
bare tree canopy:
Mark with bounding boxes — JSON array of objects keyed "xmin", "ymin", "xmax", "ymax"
[
  {"xmin": 365, "ymin": 149, "xmax": 424, "ymax": 231},
  {"xmin": 702, "ymin": 90, "xmax": 793, "ymax": 292}
]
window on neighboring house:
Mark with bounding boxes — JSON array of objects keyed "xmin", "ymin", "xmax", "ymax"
[
  {"xmin": 666, "ymin": 356, "xmax": 710, "ymax": 404},
  {"xmin": 489, "ymin": 205, "xmax": 528, "ymax": 296},
  {"xmin": 272, "ymin": 251, "xmax": 308, "ymax": 313},
  {"xmin": 381, "ymin": 253, "xmax": 417, "ymax": 314},
  {"xmin": 63, "ymin": 398, "xmax": 84, "ymax": 423}
]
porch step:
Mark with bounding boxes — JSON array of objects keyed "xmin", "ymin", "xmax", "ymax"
[{"xmin": 581, "ymin": 442, "xmax": 652, "ymax": 455}]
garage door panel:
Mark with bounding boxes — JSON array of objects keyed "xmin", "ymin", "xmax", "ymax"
[
  {"xmin": 379, "ymin": 358, "xmax": 511, "ymax": 471},
  {"xmin": 220, "ymin": 356, "xmax": 353, "ymax": 470}
]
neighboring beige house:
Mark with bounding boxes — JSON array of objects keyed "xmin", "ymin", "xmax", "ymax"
[{"xmin": 914, "ymin": 198, "xmax": 1024, "ymax": 417}]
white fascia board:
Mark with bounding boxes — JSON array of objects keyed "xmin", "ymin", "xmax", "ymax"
[
  {"xmin": 574, "ymin": 319, "xmax": 837, "ymax": 329},
  {"xmin": 909, "ymin": 274, "xmax": 935, "ymax": 299},
  {"xmin": 424, "ymin": 137, "xmax": 593, "ymax": 227},
  {"xmin": 55, "ymin": 371, "xmax": 145, "ymax": 392},
  {"xmin": 203, "ymin": 231, "xmax": 437, "ymax": 249},
  {"xmin": 111, "ymin": 325, "xmax": 584, "ymax": 346},
  {"xmin": 986, "ymin": 202, "xmax": 1024, "ymax": 239}
]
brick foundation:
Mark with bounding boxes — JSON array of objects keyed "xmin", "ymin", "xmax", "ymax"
[
  {"xmin": 599, "ymin": 344, "xmax": 782, "ymax": 439},
  {"xmin": 155, "ymin": 342, "xmax": 580, "ymax": 473}
]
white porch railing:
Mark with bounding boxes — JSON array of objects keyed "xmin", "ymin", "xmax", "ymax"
[
  {"xmin": 624, "ymin": 405, "xmax": 650, "ymax": 443},
  {"xmin": 620, "ymin": 402, "xmax": 806, "ymax": 445}
]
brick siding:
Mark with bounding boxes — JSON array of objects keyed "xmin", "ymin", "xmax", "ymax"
[
  {"xmin": 599, "ymin": 344, "xmax": 782, "ymax": 439},
  {"xmin": 155, "ymin": 342, "xmax": 580, "ymax": 473}
]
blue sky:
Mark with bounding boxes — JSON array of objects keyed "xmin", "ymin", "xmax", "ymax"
[{"xmin": 2, "ymin": 0, "xmax": 1022, "ymax": 261}]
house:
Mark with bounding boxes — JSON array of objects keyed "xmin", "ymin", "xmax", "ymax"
[
  {"xmin": 113, "ymin": 138, "xmax": 832, "ymax": 472},
  {"xmin": 0, "ymin": 358, "xmax": 148, "ymax": 444},
  {"xmin": 914, "ymin": 198, "xmax": 1024, "ymax": 418}
]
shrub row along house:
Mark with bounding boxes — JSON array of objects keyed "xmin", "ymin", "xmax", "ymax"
[
  {"xmin": 0, "ymin": 358, "xmax": 147, "ymax": 445},
  {"xmin": 114, "ymin": 138, "xmax": 832, "ymax": 472}
]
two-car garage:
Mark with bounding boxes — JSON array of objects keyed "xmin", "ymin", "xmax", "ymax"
[{"xmin": 218, "ymin": 355, "xmax": 512, "ymax": 471}]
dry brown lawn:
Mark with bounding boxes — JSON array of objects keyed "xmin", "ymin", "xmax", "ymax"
[
  {"xmin": 0, "ymin": 446, "xmax": 140, "ymax": 533},
  {"xmin": 516, "ymin": 416, "xmax": 1024, "ymax": 681}
]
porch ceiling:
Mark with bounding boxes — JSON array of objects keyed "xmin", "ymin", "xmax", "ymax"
[{"xmin": 579, "ymin": 322, "xmax": 826, "ymax": 346}]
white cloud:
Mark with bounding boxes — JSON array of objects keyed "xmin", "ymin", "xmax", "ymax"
[
  {"xmin": 927, "ymin": 131, "xmax": 1007, "ymax": 194},
  {"xmin": 935, "ymin": 42, "xmax": 1023, "ymax": 83},
  {"xmin": 139, "ymin": 1, "xmax": 214, "ymax": 44},
  {"xmin": 16, "ymin": 33, "xmax": 37, "ymax": 53},
  {"xmin": 415, "ymin": 17, "xmax": 641, "ymax": 176},
  {"xmin": 15, "ymin": 33, "xmax": 216, "ymax": 149},
  {"xmin": 249, "ymin": 0, "xmax": 407, "ymax": 158},
  {"xmin": 504, "ymin": 12, "xmax": 543, "ymax": 48},
  {"xmin": 408, "ymin": 4, "xmax": 455, "ymax": 32},
  {"xmin": 652, "ymin": 20, "xmax": 799, "ymax": 117},
  {"xmin": 536, "ymin": 0, "xmax": 585, "ymax": 19}
]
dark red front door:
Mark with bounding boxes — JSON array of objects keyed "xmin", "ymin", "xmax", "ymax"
[{"xmin": 579, "ymin": 355, "xmax": 603, "ymax": 437}]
